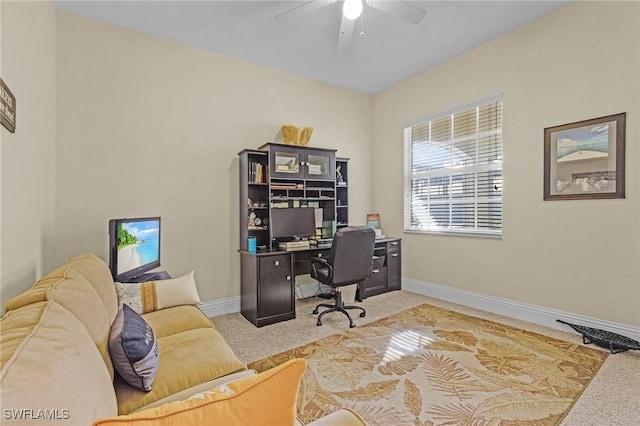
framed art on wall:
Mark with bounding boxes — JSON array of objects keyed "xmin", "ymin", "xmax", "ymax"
[
  {"xmin": 0, "ymin": 78, "xmax": 16, "ymax": 133},
  {"xmin": 544, "ymin": 113, "xmax": 626, "ymax": 201}
]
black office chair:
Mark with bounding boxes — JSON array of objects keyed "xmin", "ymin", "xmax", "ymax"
[{"xmin": 310, "ymin": 226, "xmax": 375, "ymax": 328}]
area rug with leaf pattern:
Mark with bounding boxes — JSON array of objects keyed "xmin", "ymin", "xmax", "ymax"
[{"xmin": 248, "ymin": 303, "xmax": 608, "ymax": 425}]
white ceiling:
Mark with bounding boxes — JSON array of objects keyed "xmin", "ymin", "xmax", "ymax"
[{"xmin": 55, "ymin": 1, "xmax": 570, "ymax": 95}]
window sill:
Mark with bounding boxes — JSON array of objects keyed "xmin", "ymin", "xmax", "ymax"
[{"xmin": 404, "ymin": 229, "xmax": 502, "ymax": 240}]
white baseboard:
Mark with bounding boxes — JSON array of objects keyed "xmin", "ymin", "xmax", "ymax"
[
  {"xmin": 403, "ymin": 278, "xmax": 640, "ymax": 342},
  {"xmin": 199, "ymin": 297, "xmax": 241, "ymax": 318},
  {"xmin": 198, "ymin": 278, "xmax": 640, "ymax": 343}
]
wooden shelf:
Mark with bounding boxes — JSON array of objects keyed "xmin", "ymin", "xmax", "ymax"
[{"xmin": 241, "ymin": 147, "xmax": 348, "ymax": 251}]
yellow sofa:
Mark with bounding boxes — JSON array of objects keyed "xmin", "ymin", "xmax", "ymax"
[{"xmin": 0, "ymin": 254, "xmax": 365, "ymax": 425}]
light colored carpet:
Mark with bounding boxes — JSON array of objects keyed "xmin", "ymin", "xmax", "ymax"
[{"xmin": 211, "ymin": 290, "xmax": 640, "ymax": 425}]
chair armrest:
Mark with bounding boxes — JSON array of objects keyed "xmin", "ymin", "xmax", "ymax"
[
  {"xmin": 303, "ymin": 408, "xmax": 367, "ymax": 426},
  {"xmin": 310, "ymin": 257, "xmax": 332, "ymax": 285}
]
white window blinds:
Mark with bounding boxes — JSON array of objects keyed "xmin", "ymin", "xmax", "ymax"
[{"xmin": 404, "ymin": 97, "xmax": 503, "ymax": 236}]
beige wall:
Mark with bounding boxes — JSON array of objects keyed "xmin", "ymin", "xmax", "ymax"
[
  {"xmin": 4, "ymin": 2, "xmax": 637, "ymax": 327},
  {"xmin": 373, "ymin": 1, "xmax": 640, "ymax": 327},
  {"xmin": 0, "ymin": 1, "xmax": 57, "ymax": 312},
  {"xmin": 55, "ymin": 11, "xmax": 373, "ymax": 303}
]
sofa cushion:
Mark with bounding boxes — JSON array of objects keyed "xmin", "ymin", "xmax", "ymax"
[
  {"xmin": 110, "ymin": 305, "xmax": 159, "ymax": 392},
  {"xmin": 64, "ymin": 253, "xmax": 119, "ymax": 319},
  {"xmin": 131, "ymin": 370, "xmax": 256, "ymax": 412},
  {"xmin": 141, "ymin": 305, "xmax": 214, "ymax": 339},
  {"xmin": 94, "ymin": 359, "xmax": 306, "ymax": 426},
  {"xmin": 114, "ymin": 272, "xmax": 201, "ymax": 314},
  {"xmin": 4, "ymin": 254, "xmax": 118, "ymax": 318},
  {"xmin": 2, "ymin": 286, "xmax": 49, "ymax": 312},
  {"xmin": 3, "ymin": 253, "xmax": 118, "ymax": 379},
  {"xmin": 114, "ymin": 326, "xmax": 247, "ymax": 415},
  {"xmin": 0, "ymin": 301, "xmax": 118, "ymax": 425}
]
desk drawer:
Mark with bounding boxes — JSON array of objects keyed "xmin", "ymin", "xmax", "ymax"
[
  {"xmin": 293, "ymin": 250, "xmax": 329, "ymax": 262},
  {"xmin": 387, "ymin": 240, "xmax": 400, "ymax": 254},
  {"xmin": 260, "ymin": 255, "xmax": 291, "ymax": 271},
  {"xmin": 308, "ymin": 249, "xmax": 329, "ymax": 259},
  {"xmin": 292, "ymin": 249, "xmax": 329, "ymax": 275},
  {"xmin": 364, "ymin": 266, "xmax": 387, "ymax": 296}
]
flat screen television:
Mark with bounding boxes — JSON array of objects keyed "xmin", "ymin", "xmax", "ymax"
[
  {"xmin": 270, "ymin": 208, "xmax": 316, "ymax": 240},
  {"xmin": 108, "ymin": 217, "xmax": 161, "ymax": 282}
]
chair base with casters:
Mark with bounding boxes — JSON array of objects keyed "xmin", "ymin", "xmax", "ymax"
[{"xmin": 313, "ymin": 288, "xmax": 365, "ymax": 328}]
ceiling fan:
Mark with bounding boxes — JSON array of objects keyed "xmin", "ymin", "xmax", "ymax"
[{"xmin": 275, "ymin": 0, "xmax": 427, "ymax": 49}]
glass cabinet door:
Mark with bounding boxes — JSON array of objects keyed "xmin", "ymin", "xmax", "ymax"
[
  {"xmin": 270, "ymin": 146, "xmax": 303, "ymax": 179},
  {"xmin": 267, "ymin": 145, "xmax": 335, "ymax": 180},
  {"xmin": 306, "ymin": 153, "xmax": 333, "ymax": 179}
]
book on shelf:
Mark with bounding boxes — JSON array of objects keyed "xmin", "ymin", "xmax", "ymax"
[
  {"xmin": 308, "ymin": 164, "xmax": 321, "ymax": 174},
  {"xmin": 248, "ymin": 161, "xmax": 265, "ymax": 184}
]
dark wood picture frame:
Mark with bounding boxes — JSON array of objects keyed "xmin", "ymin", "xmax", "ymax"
[{"xmin": 544, "ymin": 113, "xmax": 625, "ymax": 201}]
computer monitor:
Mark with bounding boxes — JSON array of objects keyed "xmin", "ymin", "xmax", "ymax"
[
  {"xmin": 270, "ymin": 208, "xmax": 316, "ymax": 240},
  {"xmin": 108, "ymin": 217, "xmax": 161, "ymax": 282}
]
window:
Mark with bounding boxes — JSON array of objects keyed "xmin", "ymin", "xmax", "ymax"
[{"xmin": 404, "ymin": 96, "xmax": 503, "ymax": 236}]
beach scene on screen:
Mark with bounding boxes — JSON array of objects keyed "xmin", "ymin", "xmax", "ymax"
[{"xmin": 117, "ymin": 220, "xmax": 160, "ymax": 275}]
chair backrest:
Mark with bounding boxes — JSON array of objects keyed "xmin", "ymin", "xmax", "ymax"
[{"xmin": 328, "ymin": 226, "xmax": 375, "ymax": 287}]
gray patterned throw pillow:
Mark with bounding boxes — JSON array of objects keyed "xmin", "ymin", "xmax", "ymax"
[{"xmin": 109, "ymin": 304, "xmax": 159, "ymax": 392}]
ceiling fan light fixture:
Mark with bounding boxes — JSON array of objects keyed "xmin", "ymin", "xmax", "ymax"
[{"xmin": 343, "ymin": 0, "xmax": 363, "ymax": 20}]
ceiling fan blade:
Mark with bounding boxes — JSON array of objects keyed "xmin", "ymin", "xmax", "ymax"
[
  {"xmin": 338, "ymin": 13, "xmax": 356, "ymax": 49},
  {"xmin": 275, "ymin": 0, "xmax": 337, "ymax": 23},
  {"xmin": 367, "ymin": 0, "xmax": 427, "ymax": 24}
]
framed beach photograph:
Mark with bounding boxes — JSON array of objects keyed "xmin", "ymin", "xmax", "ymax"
[{"xmin": 544, "ymin": 113, "xmax": 626, "ymax": 200}]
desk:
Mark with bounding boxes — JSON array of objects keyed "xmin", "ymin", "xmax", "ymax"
[{"xmin": 239, "ymin": 238, "xmax": 401, "ymax": 327}]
